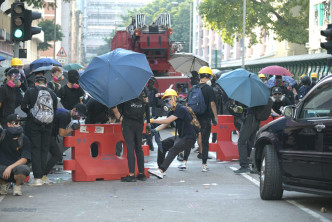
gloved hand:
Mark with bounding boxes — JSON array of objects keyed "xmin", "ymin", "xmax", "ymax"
[
  {"xmin": 151, "ymin": 129, "xmax": 158, "ymax": 136},
  {"xmin": 71, "ymin": 123, "xmax": 80, "ymax": 131},
  {"xmin": 146, "ymin": 124, "xmax": 151, "ymax": 135},
  {"xmin": 212, "ymin": 117, "xmax": 218, "ymax": 126}
]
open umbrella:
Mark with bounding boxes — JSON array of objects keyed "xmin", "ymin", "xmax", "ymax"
[
  {"xmin": 258, "ymin": 65, "xmax": 293, "ymax": 77},
  {"xmin": 217, "ymin": 69, "xmax": 270, "ymax": 107},
  {"xmin": 0, "ymin": 56, "xmax": 6, "ymax": 61},
  {"xmin": 265, "ymin": 76, "xmax": 297, "ymax": 88},
  {"xmin": 169, "ymin": 53, "xmax": 208, "ymax": 75},
  {"xmin": 63, "ymin": 63, "xmax": 84, "ymax": 70},
  {"xmin": 79, "ymin": 48, "xmax": 153, "ymax": 108},
  {"xmin": 30, "ymin": 58, "xmax": 62, "ymax": 70}
]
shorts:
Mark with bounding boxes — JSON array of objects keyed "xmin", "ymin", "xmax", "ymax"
[{"xmin": 0, "ymin": 164, "xmax": 30, "ymax": 182}]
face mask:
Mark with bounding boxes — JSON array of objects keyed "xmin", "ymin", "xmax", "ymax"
[
  {"xmin": 274, "ymin": 95, "xmax": 281, "ymax": 102},
  {"xmin": 7, "ymin": 126, "xmax": 23, "ymax": 138},
  {"xmin": 206, "ymin": 80, "xmax": 212, "ymax": 86},
  {"xmin": 72, "ymin": 83, "xmax": 79, "ymax": 89},
  {"xmin": 7, "ymin": 80, "xmax": 16, "ymax": 88}
]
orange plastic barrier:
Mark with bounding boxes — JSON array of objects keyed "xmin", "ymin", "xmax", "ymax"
[
  {"xmin": 210, "ymin": 115, "xmax": 279, "ymax": 161},
  {"xmin": 63, "ymin": 124, "xmax": 150, "ymax": 181}
]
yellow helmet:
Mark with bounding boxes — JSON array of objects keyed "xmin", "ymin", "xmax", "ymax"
[
  {"xmin": 198, "ymin": 66, "xmax": 213, "ymax": 75},
  {"xmin": 258, "ymin": 74, "xmax": 266, "ymax": 78},
  {"xmin": 162, "ymin": 89, "xmax": 178, "ymax": 99},
  {"xmin": 10, "ymin": 58, "xmax": 23, "ymax": 67},
  {"xmin": 300, "ymin": 74, "xmax": 307, "ymax": 79},
  {"xmin": 311, "ymin": 73, "xmax": 318, "ymax": 78}
]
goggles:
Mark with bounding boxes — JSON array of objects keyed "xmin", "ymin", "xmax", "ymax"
[
  {"xmin": 273, "ymin": 93, "xmax": 282, "ymax": 96},
  {"xmin": 163, "ymin": 98, "xmax": 172, "ymax": 103},
  {"xmin": 10, "ymin": 121, "xmax": 20, "ymax": 126},
  {"xmin": 10, "ymin": 73, "xmax": 21, "ymax": 79}
]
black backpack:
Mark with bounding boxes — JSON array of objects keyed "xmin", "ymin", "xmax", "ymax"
[
  {"xmin": 122, "ymin": 95, "xmax": 146, "ymax": 120},
  {"xmin": 254, "ymin": 97, "xmax": 273, "ymax": 121}
]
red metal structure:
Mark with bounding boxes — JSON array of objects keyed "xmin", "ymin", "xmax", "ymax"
[{"xmin": 111, "ymin": 14, "xmax": 190, "ymax": 94}]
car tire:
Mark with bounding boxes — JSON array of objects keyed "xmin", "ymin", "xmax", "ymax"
[{"xmin": 260, "ymin": 144, "xmax": 283, "ymax": 200}]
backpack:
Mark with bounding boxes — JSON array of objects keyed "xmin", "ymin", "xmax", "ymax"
[
  {"xmin": 30, "ymin": 86, "xmax": 54, "ymax": 124},
  {"xmin": 122, "ymin": 95, "xmax": 146, "ymax": 120},
  {"xmin": 298, "ymin": 85, "xmax": 311, "ymax": 100},
  {"xmin": 187, "ymin": 84, "xmax": 207, "ymax": 115},
  {"xmin": 254, "ymin": 97, "xmax": 273, "ymax": 121}
]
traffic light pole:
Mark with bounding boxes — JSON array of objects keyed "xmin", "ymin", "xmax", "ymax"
[{"xmin": 13, "ymin": 0, "xmax": 19, "ymax": 58}]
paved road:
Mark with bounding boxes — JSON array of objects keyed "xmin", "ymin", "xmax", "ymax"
[{"xmin": 0, "ymin": 129, "xmax": 331, "ymax": 222}]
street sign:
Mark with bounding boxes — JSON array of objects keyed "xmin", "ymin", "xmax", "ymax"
[
  {"xmin": 57, "ymin": 57, "xmax": 65, "ymax": 64},
  {"xmin": 57, "ymin": 47, "xmax": 67, "ymax": 57}
]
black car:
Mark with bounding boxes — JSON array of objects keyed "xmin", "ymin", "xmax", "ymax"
[{"xmin": 253, "ymin": 75, "xmax": 332, "ymax": 200}]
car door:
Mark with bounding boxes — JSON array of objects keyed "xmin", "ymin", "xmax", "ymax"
[{"xmin": 279, "ymin": 83, "xmax": 332, "ymax": 183}]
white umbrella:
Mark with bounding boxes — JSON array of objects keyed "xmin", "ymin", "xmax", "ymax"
[{"xmin": 169, "ymin": 53, "xmax": 209, "ymax": 75}]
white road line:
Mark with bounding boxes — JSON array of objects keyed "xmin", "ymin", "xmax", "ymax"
[{"xmin": 229, "ymin": 167, "xmax": 331, "ymax": 222}]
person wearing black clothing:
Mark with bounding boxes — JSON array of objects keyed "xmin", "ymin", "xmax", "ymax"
[
  {"xmin": 235, "ymin": 107, "xmax": 260, "ymax": 174},
  {"xmin": 147, "ymin": 78, "xmax": 159, "ymax": 117},
  {"xmin": 272, "ymin": 76, "xmax": 295, "ymax": 104},
  {"xmin": 113, "ymin": 89, "xmax": 150, "ymax": 182},
  {"xmin": 42, "ymin": 104, "xmax": 86, "ymax": 184},
  {"xmin": 191, "ymin": 66, "xmax": 218, "ymax": 172},
  {"xmin": 271, "ymin": 87, "xmax": 291, "ymax": 116},
  {"xmin": 85, "ymin": 98, "xmax": 113, "ymax": 124},
  {"xmin": 0, "ymin": 114, "xmax": 31, "ymax": 196},
  {"xmin": 59, "ymin": 70, "xmax": 84, "ymax": 110},
  {"xmin": 47, "ymin": 66, "xmax": 64, "ymax": 97},
  {"xmin": 0, "ymin": 68, "xmax": 21, "ymax": 127},
  {"xmin": 21, "ymin": 76, "xmax": 57, "ymax": 186},
  {"xmin": 211, "ymin": 73, "xmax": 223, "ymax": 143},
  {"xmin": 148, "ymin": 89, "xmax": 196, "ymax": 179}
]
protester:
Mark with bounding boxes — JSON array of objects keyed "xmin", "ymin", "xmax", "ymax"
[
  {"xmin": 148, "ymin": 89, "xmax": 196, "ymax": 179},
  {"xmin": 59, "ymin": 70, "xmax": 84, "ymax": 110},
  {"xmin": 48, "ymin": 66, "xmax": 64, "ymax": 97},
  {"xmin": 113, "ymin": 89, "xmax": 150, "ymax": 182},
  {"xmin": 272, "ymin": 75, "xmax": 295, "ymax": 104},
  {"xmin": 21, "ymin": 75, "xmax": 57, "ymax": 186},
  {"xmin": 0, "ymin": 114, "xmax": 31, "ymax": 196},
  {"xmin": 271, "ymin": 87, "xmax": 291, "ymax": 116},
  {"xmin": 0, "ymin": 68, "xmax": 20, "ymax": 127},
  {"xmin": 9, "ymin": 58, "xmax": 28, "ymax": 108},
  {"xmin": 43, "ymin": 104, "xmax": 86, "ymax": 184},
  {"xmin": 311, "ymin": 73, "xmax": 318, "ymax": 88},
  {"xmin": 258, "ymin": 74, "xmax": 267, "ymax": 84},
  {"xmin": 188, "ymin": 66, "xmax": 218, "ymax": 172},
  {"xmin": 211, "ymin": 73, "xmax": 223, "ymax": 143},
  {"xmin": 297, "ymin": 75, "xmax": 311, "ymax": 101},
  {"xmin": 147, "ymin": 78, "xmax": 159, "ymax": 118}
]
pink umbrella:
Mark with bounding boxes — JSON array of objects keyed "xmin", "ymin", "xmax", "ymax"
[{"xmin": 258, "ymin": 65, "xmax": 293, "ymax": 77}]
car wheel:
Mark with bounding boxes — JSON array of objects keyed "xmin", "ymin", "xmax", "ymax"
[{"xmin": 260, "ymin": 144, "xmax": 283, "ymax": 200}]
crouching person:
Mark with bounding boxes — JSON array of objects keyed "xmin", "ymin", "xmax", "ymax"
[
  {"xmin": 0, "ymin": 114, "xmax": 30, "ymax": 196},
  {"xmin": 148, "ymin": 89, "xmax": 196, "ymax": 179}
]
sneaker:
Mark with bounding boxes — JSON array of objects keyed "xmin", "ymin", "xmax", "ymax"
[
  {"xmin": 202, "ymin": 164, "xmax": 209, "ymax": 172},
  {"xmin": 42, "ymin": 175, "xmax": 53, "ymax": 185},
  {"xmin": 177, "ymin": 153, "xmax": 184, "ymax": 161},
  {"xmin": 148, "ymin": 169, "xmax": 163, "ymax": 179},
  {"xmin": 234, "ymin": 167, "xmax": 250, "ymax": 174},
  {"xmin": 163, "ymin": 172, "xmax": 166, "ymax": 177},
  {"xmin": 136, "ymin": 173, "xmax": 147, "ymax": 181},
  {"xmin": 178, "ymin": 162, "xmax": 187, "ymax": 170},
  {"xmin": 121, "ymin": 175, "xmax": 136, "ymax": 182},
  {"xmin": 13, "ymin": 185, "xmax": 22, "ymax": 196},
  {"xmin": 29, "ymin": 179, "xmax": 43, "ymax": 186},
  {"xmin": 0, "ymin": 183, "xmax": 10, "ymax": 195}
]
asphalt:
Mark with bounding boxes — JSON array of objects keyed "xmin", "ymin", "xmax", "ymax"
[{"xmin": 0, "ymin": 128, "xmax": 331, "ymax": 222}]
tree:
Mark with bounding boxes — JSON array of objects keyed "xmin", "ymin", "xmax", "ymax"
[
  {"xmin": 199, "ymin": 0, "xmax": 309, "ymax": 46},
  {"xmin": 121, "ymin": 0, "xmax": 192, "ymax": 52},
  {"xmin": 97, "ymin": 30, "xmax": 116, "ymax": 56},
  {"xmin": 24, "ymin": 0, "xmax": 72, "ymax": 9},
  {"xmin": 37, "ymin": 19, "xmax": 64, "ymax": 51}
]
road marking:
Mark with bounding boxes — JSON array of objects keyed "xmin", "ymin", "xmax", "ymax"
[{"xmin": 229, "ymin": 167, "xmax": 331, "ymax": 222}]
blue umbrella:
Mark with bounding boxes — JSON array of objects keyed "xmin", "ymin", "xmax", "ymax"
[
  {"xmin": 30, "ymin": 58, "xmax": 62, "ymax": 70},
  {"xmin": 265, "ymin": 76, "xmax": 297, "ymax": 88},
  {"xmin": 79, "ymin": 48, "xmax": 153, "ymax": 108},
  {"xmin": 0, "ymin": 56, "xmax": 6, "ymax": 61},
  {"xmin": 217, "ymin": 69, "xmax": 270, "ymax": 107}
]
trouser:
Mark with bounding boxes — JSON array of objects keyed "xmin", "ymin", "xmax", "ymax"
[
  {"xmin": 122, "ymin": 118, "xmax": 145, "ymax": 174},
  {"xmin": 183, "ymin": 147, "xmax": 191, "ymax": 161},
  {"xmin": 238, "ymin": 113, "xmax": 260, "ymax": 168},
  {"xmin": 212, "ymin": 133, "xmax": 217, "ymax": 143},
  {"xmin": 0, "ymin": 164, "xmax": 30, "ymax": 182},
  {"xmin": 150, "ymin": 105, "xmax": 156, "ymax": 117},
  {"xmin": 25, "ymin": 120, "xmax": 52, "ymax": 178},
  {"xmin": 44, "ymin": 135, "xmax": 62, "ymax": 175},
  {"xmin": 157, "ymin": 136, "xmax": 195, "ymax": 172},
  {"xmin": 197, "ymin": 116, "xmax": 211, "ymax": 164}
]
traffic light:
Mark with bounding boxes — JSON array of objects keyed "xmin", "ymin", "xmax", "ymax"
[
  {"xmin": 23, "ymin": 9, "xmax": 42, "ymax": 41},
  {"xmin": 321, "ymin": 24, "xmax": 332, "ymax": 54},
  {"xmin": 10, "ymin": 2, "xmax": 25, "ymax": 41}
]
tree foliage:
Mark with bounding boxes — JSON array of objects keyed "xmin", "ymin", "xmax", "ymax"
[
  {"xmin": 199, "ymin": 0, "xmax": 309, "ymax": 46},
  {"xmin": 37, "ymin": 19, "xmax": 64, "ymax": 51},
  {"xmin": 97, "ymin": 30, "xmax": 116, "ymax": 56},
  {"xmin": 122, "ymin": 0, "xmax": 192, "ymax": 52},
  {"xmin": 24, "ymin": 0, "xmax": 72, "ymax": 9}
]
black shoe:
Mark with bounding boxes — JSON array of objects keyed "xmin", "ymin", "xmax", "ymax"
[
  {"xmin": 234, "ymin": 167, "xmax": 250, "ymax": 174},
  {"xmin": 177, "ymin": 153, "xmax": 184, "ymax": 161},
  {"xmin": 121, "ymin": 175, "xmax": 136, "ymax": 182},
  {"xmin": 149, "ymin": 146, "xmax": 154, "ymax": 151},
  {"xmin": 136, "ymin": 173, "xmax": 147, "ymax": 181},
  {"xmin": 197, "ymin": 153, "xmax": 202, "ymax": 159}
]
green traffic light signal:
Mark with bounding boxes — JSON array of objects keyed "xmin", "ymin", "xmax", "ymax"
[{"xmin": 14, "ymin": 29, "xmax": 23, "ymax": 38}]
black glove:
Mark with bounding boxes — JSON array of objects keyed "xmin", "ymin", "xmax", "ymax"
[
  {"xmin": 71, "ymin": 123, "xmax": 80, "ymax": 131},
  {"xmin": 146, "ymin": 125, "xmax": 151, "ymax": 135},
  {"xmin": 212, "ymin": 118, "xmax": 218, "ymax": 126}
]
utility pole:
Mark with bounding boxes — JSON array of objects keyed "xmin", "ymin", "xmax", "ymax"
[
  {"xmin": 13, "ymin": 0, "xmax": 20, "ymax": 58},
  {"xmin": 53, "ymin": 0, "xmax": 57, "ymax": 59},
  {"xmin": 241, "ymin": 0, "xmax": 246, "ymax": 69},
  {"xmin": 189, "ymin": 2, "xmax": 192, "ymax": 53}
]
